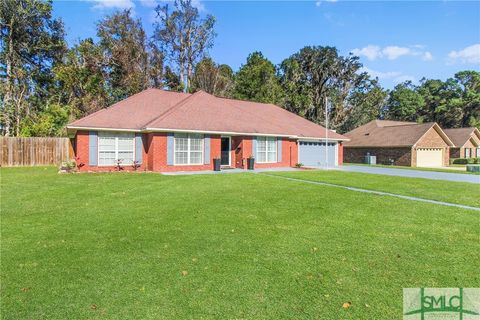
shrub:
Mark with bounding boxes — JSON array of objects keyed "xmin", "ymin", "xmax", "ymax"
[
  {"xmin": 295, "ymin": 163, "xmax": 304, "ymax": 168},
  {"xmin": 451, "ymin": 157, "xmax": 480, "ymax": 165},
  {"xmin": 451, "ymin": 158, "xmax": 468, "ymax": 165},
  {"xmin": 59, "ymin": 160, "xmax": 77, "ymax": 173}
]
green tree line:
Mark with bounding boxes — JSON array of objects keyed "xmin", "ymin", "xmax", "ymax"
[{"xmin": 1, "ymin": 0, "xmax": 478, "ymax": 137}]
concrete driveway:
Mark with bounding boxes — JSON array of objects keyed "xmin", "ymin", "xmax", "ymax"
[{"xmin": 336, "ymin": 165, "xmax": 480, "ymax": 184}]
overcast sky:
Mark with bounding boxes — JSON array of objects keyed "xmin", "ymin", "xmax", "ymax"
[{"xmin": 54, "ymin": 0, "xmax": 480, "ymax": 89}]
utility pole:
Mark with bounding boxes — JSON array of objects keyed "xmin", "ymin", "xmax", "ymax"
[{"xmin": 325, "ymin": 96, "xmax": 329, "ymax": 168}]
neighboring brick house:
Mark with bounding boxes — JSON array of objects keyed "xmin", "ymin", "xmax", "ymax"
[
  {"xmin": 67, "ymin": 89, "xmax": 348, "ymax": 172},
  {"xmin": 344, "ymin": 120, "xmax": 454, "ymax": 167},
  {"xmin": 443, "ymin": 127, "xmax": 480, "ymax": 159}
]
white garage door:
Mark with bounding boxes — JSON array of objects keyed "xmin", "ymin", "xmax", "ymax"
[
  {"xmin": 416, "ymin": 148, "xmax": 443, "ymax": 167},
  {"xmin": 299, "ymin": 141, "xmax": 337, "ymax": 167}
]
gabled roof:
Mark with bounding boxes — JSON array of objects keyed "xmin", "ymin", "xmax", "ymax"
[
  {"xmin": 344, "ymin": 120, "xmax": 454, "ymax": 147},
  {"xmin": 443, "ymin": 127, "xmax": 480, "ymax": 147},
  {"xmin": 67, "ymin": 88, "xmax": 348, "ymax": 141}
]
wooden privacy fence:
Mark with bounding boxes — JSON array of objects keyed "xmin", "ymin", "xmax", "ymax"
[{"xmin": 0, "ymin": 137, "xmax": 74, "ymax": 167}]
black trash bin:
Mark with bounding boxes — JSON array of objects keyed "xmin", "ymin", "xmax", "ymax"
[
  {"xmin": 213, "ymin": 158, "xmax": 221, "ymax": 171},
  {"xmin": 247, "ymin": 157, "xmax": 255, "ymax": 170}
]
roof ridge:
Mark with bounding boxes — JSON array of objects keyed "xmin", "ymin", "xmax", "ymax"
[
  {"xmin": 148, "ymin": 91, "xmax": 329, "ymax": 136},
  {"xmin": 142, "ymin": 91, "xmax": 200, "ymax": 128},
  {"xmin": 444, "ymin": 127, "xmax": 476, "ymax": 131},
  {"xmin": 383, "ymin": 122, "xmax": 433, "ymax": 128},
  {"xmin": 217, "ymin": 95, "xmax": 276, "ymax": 107},
  {"xmin": 149, "ymin": 90, "xmax": 276, "ymax": 132}
]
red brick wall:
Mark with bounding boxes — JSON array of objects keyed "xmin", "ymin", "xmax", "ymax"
[
  {"xmin": 249, "ymin": 138, "xmax": 298, "ymax": 169},
  {"xmin": 75, "ymin": 131, "xmax": 89, "ymax": 169},
  {"xmin": 415, "ymin": 127, "xmax": 449, "ymax": 148},
  {"xmin": 232, "ymin": 136, "xmax": 244, "ymax": 168},
  {"xmin": 458, "ymin": 147, "xmax": 477, "ymax": 158},
  {"xmin": 344, "ymin": 147, "xmax": 412, "ymax": 166},
  {"xmin": 459, "ymin": 138, "xmax": 479, "ymax": 158},
  {"xmin": 145, "ymin": 132, "xmax": 221, "ymax": 172},
  {"xmin": 413, "ymin": 127, "xmax": 449, "ymax": 166},
  {"xmin": 338, "ymin": 142, "xmax": 344, "ymax": 165},
  {"xmin": 75, "ymin": 131, "xmax": 301, "ymax": 172},
  {"xmin": 75, "ymin": 130, "xmax": 148, "ymax": 172}
]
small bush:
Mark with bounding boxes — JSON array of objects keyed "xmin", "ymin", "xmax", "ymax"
[
  {"xmin": 295, "ymin": 163, "xmax": 304, "ymax": 168},
  {"xmin": 451, "ymin": 157, "xmax": 480, "ymax": 165},
  {"xmin": 451, "ymin": 158, "xmax": 468, "ymax": 165},
  {"xmin": 59, "ymin": 160, "xmax": 77, "ymax": 173}
]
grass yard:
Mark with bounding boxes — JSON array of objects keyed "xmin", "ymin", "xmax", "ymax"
[
  {"xmin": 1, "ymin": 167, "xmax": 479, "ymax": 319},
  {"xmin": 269, "ymin": 169, "xmax": 480, "ymax": 208}
]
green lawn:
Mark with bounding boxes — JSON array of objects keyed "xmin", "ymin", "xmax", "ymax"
[
  {"xmin": 268, "ymin": 169, "xmax": 480, "ymax": 208},
  {"xmin": 344, "ymin": 162, "xmax": 480, "ymax": 175},
  {"xmin": 1, "ymin": 167, "xmax": 479, "ymax": 319}
]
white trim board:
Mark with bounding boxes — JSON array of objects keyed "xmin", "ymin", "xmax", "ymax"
[{"xmin": 67, "ymin": 126, "xmax": 349, "ymax": 141}]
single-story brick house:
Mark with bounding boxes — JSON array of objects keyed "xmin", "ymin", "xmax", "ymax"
[
  {"xmin": 66, "ymin": 89, "xmax": 348, "ymax": 172},
  {"xmin": 443, "ymin": 127, "xmax": 480, "ymax": 159},
  {"xmin": 343, "ymin": 120, "xmax": 454, "ymax": 167}
]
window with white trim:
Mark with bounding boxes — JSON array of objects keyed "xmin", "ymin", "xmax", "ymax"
[
  {"xmin": 465, "ymin": 148, "xmax": 471, "ymax": 158},
  {"xmin": 174, "ymin": 133, "xmax": 204, "ymax": 165},
  {"xmin": 257, "ymin": 137, "xmax": 277, "ymax": 163},
  {"xmin": 98, "ymin": 132, "xmax": 135, "ymax": 166}
]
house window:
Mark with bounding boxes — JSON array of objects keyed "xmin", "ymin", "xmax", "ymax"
[
  {"xmin": 174, "ymin": 133, "xmax": 203, "ymax": 165},
  {"xmin": 465, "ymin": 148, "xmax": 471, "ymax": 158},
  {"xmin": 477, "ymin": 148, "xmax": 480, "ymax": 158},
  {"xmin": 257, "ymin": 137, "xmax": 277, "ymax": 163},
  {"xmin": 98, "ymin": 132, "xmax": 135, "ymax": 166}
]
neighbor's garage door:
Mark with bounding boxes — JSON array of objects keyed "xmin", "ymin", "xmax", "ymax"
[
  {"xmin": 299, "ymin": 141, "xmax": 337, "ymax": 167},
  {"xmin": 416, "ymin": 148, "xmax": 443, "ymax": 167}
]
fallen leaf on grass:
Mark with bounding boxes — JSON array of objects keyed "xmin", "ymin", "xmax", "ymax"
[
  {"xmin": 90, "ymin": 304, "xmax": 97, "ymax": 310},
  {"xmin": 181, "ymin": 270, "xmax": 188, "ymax": 276},
  {"xmin": 342, "ymin": 302, "xmax": 352, "ymax": 309},
  {"xmin": 20, "ymin": 287, "xmax": 29, "ymax": 292}
]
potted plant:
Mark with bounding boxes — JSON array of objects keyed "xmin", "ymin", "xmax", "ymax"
[
  {"xmin": 213, "ymin": 156, "xmax": 221, "ymax": 171},
  {"xmin": 247, "ymin": 156, "xmax": 255, "ymax": 170}
]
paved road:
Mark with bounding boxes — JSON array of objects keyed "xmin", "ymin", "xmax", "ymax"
[{"xmin": 336, "ymin": 165, "xmax": 479, "ymax": 184}]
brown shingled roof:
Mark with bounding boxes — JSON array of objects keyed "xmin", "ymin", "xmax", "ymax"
[
  {"xmin": 344, "ymin": 120, "xmax": 453, "ymax": 147},
  {"xmin": 67, "ymin": 88, "xmax": 348, "ymax": 140},
  {"xmin": 443, "ymin": 127, "xmax": 480, "ymax": 147},
  {"xmin": 68, "ymin": 89, "xmax": 191, "ymax": 130}
]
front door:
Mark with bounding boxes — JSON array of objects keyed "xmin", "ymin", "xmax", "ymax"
[{"xmin": 221, "ymin": 137, "xmax": 230, "ymax": 166}]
